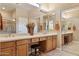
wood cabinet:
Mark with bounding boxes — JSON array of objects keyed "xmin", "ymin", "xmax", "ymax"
[
  {"xmin": 0, "ymin": 35, "xmax": 57, "ymax": 56},
  {"xmin": 52, "ymin": 36, "xmax": 57, "ymax": 49},
  {"xmin": 16, "ymin": 40, "xmax": 28, "ymax": 56},
  {"xmin": 0, "ymin": 41, "xmax": 16, "ymax": 56},
  {"xmin": 46, "ymin": 36, "xmax": 57, "ymax": 52},
  {"xmin": 62, "ymin": 35, "xmax": 64, "ymax": 45},
  {"xmin": 40, "ymin": 37, "xmax": 46, "ymax": 41},
  {"xmin": 62, "ymin": 33, "xmax": 73, "ymax": 45},
  {"xmin": 1, "ymin": 47, "xmax": 15, "ymax": 56},
  {"xmin": 32, "ymin": 38, "xmax": 39, "ymax": 43},
  {"xmin": 17, "ymin": 44, "xmax": 27, "ymax": 56},
  {"xmin": 0, "ymin": 41, "xmax": 15, "ymax": 49},
  {"xmin": 40, "ymin": 36, "xmax": 57, "ymax": 52},
  {"xmin": 46, "ymin": 36, "xmax": 53, "ymax": 51},
  {"xmin": 68, "ymin": 33, "xmax": 73, "ymax": 42},
  {"xmin": 0, "ymin": 40, "xmax": 29, "ymax": 56}
]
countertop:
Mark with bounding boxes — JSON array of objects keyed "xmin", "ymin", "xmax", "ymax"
[
  {"xmin": 61, "ymin": 31, "xmax": 73, "ymax": 34},
  {"xmin": 0, "ymin": 32, "xmax": 58, "ymax": 42},
  {"xmin": 0, "ymin": 31, "xmax": 73, "ymax": 42}
]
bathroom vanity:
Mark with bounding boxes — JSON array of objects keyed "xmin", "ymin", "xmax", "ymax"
[
  {"xmin": 0, "ymin": 31, "xmax": 73, "ymax": 56},
  {"xmin": 62, "ymin": 31, "xmax": 73, "ymax": 45},
  {"xmin": 0, "ymin": 32, "xmax": 58, "ymax": 56}
]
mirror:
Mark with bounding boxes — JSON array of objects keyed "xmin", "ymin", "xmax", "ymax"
[
  {"xmin": 0, "ymin": 3, "xmax": 16, "ymax": 34},
  {"xmin": 61, "ymin": 11, "xmax": 74, "ymax": 31},
  {"xmin": 43, "ymin": 13, "xmax": 55, "ymax": 32},
  {"xmin": 33, "ymin": 13, "xmax": 55, "ymax": 33},
  {"xmin": 0, "ymin": 3, "xmax": 56, "ymax": 35}
]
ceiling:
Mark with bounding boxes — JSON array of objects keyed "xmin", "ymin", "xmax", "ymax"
[
  {"xmin": 40, "ymin": 3, "xmax": 79, "ymax": 11},
  {"xmin": 0, "ymin": 3, "xmax": 79, "ymax": 18},
  {"xmin": 62, "ymin": 7, "xmax": 79, "ymax": 18},
  {"xmin": 17, "ymin": 3, "xmax": 79, "ymax": 17},
  {"xmin": 16, "ymin": 3, "xmax": 44, "ymax": 18},
  {"xmin": 0, "ymin": 3, "xmax": 16, "ymax": 12}
]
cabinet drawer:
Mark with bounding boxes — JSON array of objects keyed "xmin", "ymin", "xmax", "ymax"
[
  {"xmin": 40, "ymin": 37, "xmax": 46, "ymax": 41},
  {"xmin": 17, "ymin": 40, "xmax": 28, "ymax": 45},
  {"xmin": 52, "ymin": 36, "xmax": 57, "ymax": 39},
  {"xmin": 48, "ymin": 36, "xmax": 52, "ymax": 40},
  {"xmin": 0, "ymin": 41, "xmax": 15, "ymax": 49},
  {"xmin": 32, "ymin": 38, "xmax": 39, "ymax": 43},
  {"xmin": 1, "ymin": 47, "xmax": 15, "ymax": 56}
]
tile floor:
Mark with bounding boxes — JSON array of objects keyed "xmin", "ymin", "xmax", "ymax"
[{"xmin": 42, "ymin": 41, "xmax": 79, "ymax": 56}]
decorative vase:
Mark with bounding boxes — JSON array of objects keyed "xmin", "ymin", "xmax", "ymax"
[{"xmin": 26, "ymin": 23, "xmax": 35, "ymax": 35}]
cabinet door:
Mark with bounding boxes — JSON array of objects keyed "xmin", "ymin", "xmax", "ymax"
[
  {"xmin": 1, "ymin": 47, "xmax": 15, "ymax": 56},
  {"xmin": 52, "ymin": 36, "xmax": 57, "ymax": 49},
  {"xmin": 0, "ymin": 48, "xmax": 1, "ymax": 56},
  {"xmin": 68, "ymin": 34, "xmax": 73, "ymax": 42},
  {"xmin": 62, "ymin": 35, "xmax": 64, "ymax": 45},
  {"xmin": 46, "ymin": 37, "xmax": 53, "ymax": 52},
  {"xmin": 32, "ymin": 38, "xmax": 39, "ymax": 43},
  {"xmin": 17, "ymin": 44, "xmax": 27, "ymax": 56}
]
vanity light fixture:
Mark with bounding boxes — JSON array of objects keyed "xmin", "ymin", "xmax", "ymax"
[
  {"xmin": 29, "ymin": 3, "xmax": 53, "ymax": 13},
  {"xmin": 29, "ymin": 3, "xmax": 39, "ymax": 8}
]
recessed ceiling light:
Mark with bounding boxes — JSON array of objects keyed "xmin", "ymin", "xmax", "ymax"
[{"xmin": 2, "ymin": 7, "xmax": 6, "ymax": 10}]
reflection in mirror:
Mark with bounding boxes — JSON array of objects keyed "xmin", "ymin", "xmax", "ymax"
[
  {"xmin": 0, "ymin": 3, "xmax": 56, "ymax": 35},
  {"xmin": 0, "ymin": 3, "xmax": 16, "ymax": 34},
  {"xmin": 16, "ymin": 17, "xmax": 28, "ymax": 34},
  {"xmin": 34, "ymin": 13, "xmax": 55, "ymax": 33},
  {"xmin": 0, "ymin": 13, "xmax": 3, "ymax": 30},
  {"xmin": 61, "ymin": 11, "xmax": 75, "ymax": 31},
  {"xmin": 43, "ymin": 13, "xmax": 55, "ymax": 32}
]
